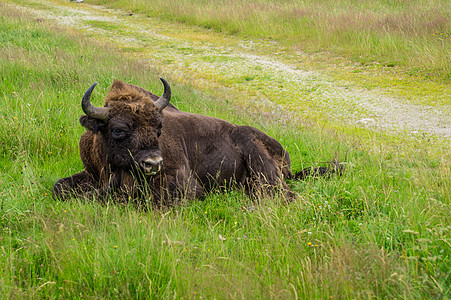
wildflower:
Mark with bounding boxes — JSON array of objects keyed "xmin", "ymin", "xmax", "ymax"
[
  {"xmin": 113, "ymin": 246, "xmax": 118, "ymax": 249},
  {"xmin": 307, "ymin": 242, "xmax": 312, "ymax": 246}
]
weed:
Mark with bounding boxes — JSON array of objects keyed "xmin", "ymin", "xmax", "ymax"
[{"xmin": 0, "ymin": 2, "xmax": 449, "ymax": 299}]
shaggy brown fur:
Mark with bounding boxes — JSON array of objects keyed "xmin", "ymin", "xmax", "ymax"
[{"xmin": 53, "ymin": 79, "xmax": 337, "ymax": 205}]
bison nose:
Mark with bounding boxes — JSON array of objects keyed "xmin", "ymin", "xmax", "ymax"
[{"xmin": 139, "ymin": 157, "xmax": 163, "ymax": 176}]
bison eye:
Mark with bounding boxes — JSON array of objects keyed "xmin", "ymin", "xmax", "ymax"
[
  {"xmin": 111, "ymin": 127, "xmax": 128, "ymax": 140},
  {"xmin": 157, "ymin": 124, "xmax": 162, "ymax": 137}
]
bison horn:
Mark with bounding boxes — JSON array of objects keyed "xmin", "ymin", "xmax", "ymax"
[
  {"xmin": 154, "ymin": 77, "xmax": 171, "ymax": 111},
  {"xmin": 81, "ymin": 82, "xmax": 109, "ymax": 120}
]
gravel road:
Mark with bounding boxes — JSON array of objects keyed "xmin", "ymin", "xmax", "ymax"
[{"xmin": 11, "ymin": 0, "xmax": 451, "ymax": 141}]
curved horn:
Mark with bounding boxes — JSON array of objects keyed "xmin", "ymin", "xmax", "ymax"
[
  {"xmin": 81, "ymin": 82, "xmax": 109, "ymax": 120},
  {"xmin": 154, "ymin": 78, "xmax": 171, "ymax": 111}
]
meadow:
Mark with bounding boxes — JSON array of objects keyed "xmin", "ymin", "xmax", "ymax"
[
  {"xmin": 91, "ymin": 0, "xmax": 451, "ymax": 82},
  {"xmin": 0, "ymin": 1, "xmax": 450, "ymax": 299}
]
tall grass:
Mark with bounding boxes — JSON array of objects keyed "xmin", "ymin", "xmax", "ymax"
[
  {"xmin": 0, "ymin": 3, "xmax": 450, "ymax": 299},
  {"xmin": 91, "ymin": 0, "xmax": 450, "ymax": 82}
]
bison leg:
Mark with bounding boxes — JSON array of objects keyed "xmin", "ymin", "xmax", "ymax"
[
  {"xmin": 231, "ymin": 126, "xmax": 295, "ymax": 200},
  {"xmin": 53, "ymin": 170, "xmax": 98, "ymax": 200},
  {"xmin": 149, "ymin": 171, "xmax": 204, "ymax": 206}
]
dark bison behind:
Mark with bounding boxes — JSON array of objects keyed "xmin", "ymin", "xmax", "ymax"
[{"xmin": 53, "ymin": 78, "xmax": 340, "ymax": 205}]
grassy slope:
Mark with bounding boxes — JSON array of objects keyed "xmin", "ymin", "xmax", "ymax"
[
  {"xmin": 0, "ymin": 2, "xmax": 450, "ymax": 299},
  {"xmin": 90, "ymin": 0, "xmax": 451, "ymax": 83}
]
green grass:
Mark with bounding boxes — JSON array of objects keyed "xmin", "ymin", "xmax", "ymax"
[
  {"xmin": 89, "ymin": 0, "xmax": 450, "ymax": 82},
  {"xmin": 0, "ymin": 3, "xmax": 450, "ymax": 299}
]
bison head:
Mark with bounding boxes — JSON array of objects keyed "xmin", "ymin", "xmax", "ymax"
[{"xmin": 79, "ymin": 78, "xmax": 171, "ymax": 177}]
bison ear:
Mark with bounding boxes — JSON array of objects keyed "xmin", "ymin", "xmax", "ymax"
[{"xmin": 80, "ymin": 115, "xmax": 105, "ymax": 133}]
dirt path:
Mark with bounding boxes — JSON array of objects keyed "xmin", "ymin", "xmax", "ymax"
[{"xmin": 8, "ymin": 0, "xmax": 451, "ymax": 140}]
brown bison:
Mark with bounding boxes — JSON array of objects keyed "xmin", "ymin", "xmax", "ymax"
[{"xmin": 53, "ymin": 78, "xmax": 340, "ymax": 205}]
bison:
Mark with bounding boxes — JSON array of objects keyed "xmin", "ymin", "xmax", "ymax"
[{"xmin": 53, "ymin": 78, "xmax": 340, "ymax": 205}]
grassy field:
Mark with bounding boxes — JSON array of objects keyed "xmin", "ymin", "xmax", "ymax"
[
  {"xmin": 90, "ymin": 0, "xmax": 451, "ymax": 82},
  {"xmin": 0, "ymin": 2, "xmax": 450, "ymax": 299}
]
